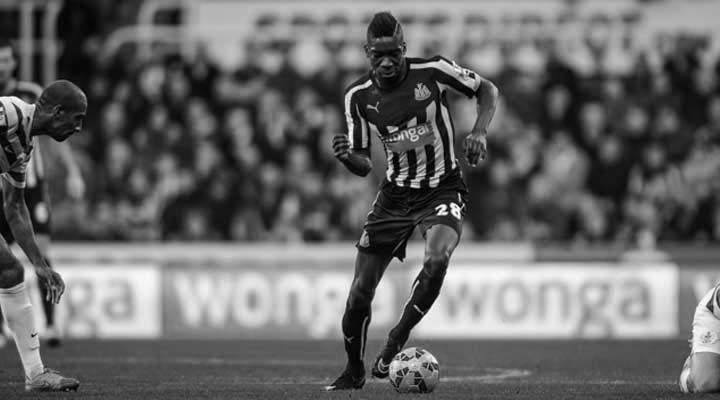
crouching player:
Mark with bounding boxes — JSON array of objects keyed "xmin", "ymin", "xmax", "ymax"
[
  {"xmin": 0, "ymin": 80, "xmax": 85, "ymax": 391},
  {"xmin": 680, "ymin": 283, "xmax": 720, "ymax": 393}
]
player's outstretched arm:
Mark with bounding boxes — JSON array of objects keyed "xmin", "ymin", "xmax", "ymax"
[
  {"xmin": 332, "ymin": 134, "xmax": 373, "ymax": 177},
  {"xmin": 0, "ymin": 177, "xmax": 64, "ymax": 303},
  {"xmin": 464, "ymin": 78, "xmax": 499, "ymax": 166}
]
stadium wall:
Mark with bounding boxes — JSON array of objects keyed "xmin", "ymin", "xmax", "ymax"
[{"xmin": 17, "ymin": 243, "xmax": 713, "ymax": 340}]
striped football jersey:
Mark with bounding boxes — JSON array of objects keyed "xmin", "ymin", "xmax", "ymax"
[
  {"xmin": 1, "ymin": 80, "xmax": 43, "ymax": 187},
  {"xmin": 0, "ymin": 96, "xmax": 36, "ymax": 188},
  {"xmin": 344, "ymin": 56, "xmax": 483, "ymax": 188}
]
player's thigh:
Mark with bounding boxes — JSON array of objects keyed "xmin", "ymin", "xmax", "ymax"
[
  {"xmin": 0, "ymin": 235, "xmax": 24, "ymax": 287},
  {"xmin": 418, "ymin": 187, "xmax": 466, "ymax": 250},
  {"xmin": 359, "ymin": 186, "xmax": 416, "ymax": 260},
  {"xmin": 688, "ymin": 352, "xmax": 720, "ymax": 392},
  {"xmin": 424, "ymin": 224, "xmax": 459, "ymax": 259}
]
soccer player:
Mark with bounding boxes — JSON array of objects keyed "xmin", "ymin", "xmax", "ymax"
[
  {"xmin": 679, "ymin": 283, "xmax": 720, "ymax": 393},
  {"xmin": 0, "ymin": 39, "xmax": 85, "ymax": 348},
  {"xmin": 0, "ymin": 80, "xmax": 85, "ymax": 392},
  {"xmin": 324, "ymin": 12, "xmax": 499, "ymax": 391}
]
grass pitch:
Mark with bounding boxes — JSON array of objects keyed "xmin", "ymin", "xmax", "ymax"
[{"xmin": 0, "ymin": 339, "xmax": 699, "ymax": 399}]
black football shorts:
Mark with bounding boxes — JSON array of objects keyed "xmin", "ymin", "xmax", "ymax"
[{"xmin": 356, "ymin": 169, "xmax": 468, "ymax": 261}]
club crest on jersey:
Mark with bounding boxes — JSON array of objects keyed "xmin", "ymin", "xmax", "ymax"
[
  {"xmin": 414, "ymin": 83, "xmax": 431, "ymax": 101},
  {"xmin": 700, "ymin": 330, "xmax": 719, "ymax": 345},
  {"xmin": 382, "ymin": 122, "xmax": 435, "ymax": 153}
]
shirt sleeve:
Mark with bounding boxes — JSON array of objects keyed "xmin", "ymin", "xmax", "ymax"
[
  {"xmin": 0, "ymin": 100, "xmax": 24, "ymax": 183},
  {"xmin": 344, "ymin": 87, "xmax": 371, "ymax": 151},
  {"xmin": 431, "ymin": 57, "xmax": 484, "ymax": 98}
]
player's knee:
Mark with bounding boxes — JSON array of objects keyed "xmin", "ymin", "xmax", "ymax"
[
  {"xmin": 423, "ymin": 251, "xmax": 450, "ymax": 281},
  {"xmin": 0, "ymin": 258, "xmax": 24, "ymax": 288},
  {"xmin": 347, "ymin": 283, "xmax": 374, "ymax": 312}
]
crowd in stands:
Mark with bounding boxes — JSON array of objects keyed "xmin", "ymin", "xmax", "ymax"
[{"xmin": 48, "ymin": 5, "xmax": 720, "ymax": 247}]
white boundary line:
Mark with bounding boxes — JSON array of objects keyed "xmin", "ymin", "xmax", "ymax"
[{"xmin": 57, "ymin": 357, "xmax": 678, "ymax": 386}]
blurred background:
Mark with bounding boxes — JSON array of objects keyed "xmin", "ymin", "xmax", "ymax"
[
  {"xmin": 1, "ymin": 0, "xmax": 720, "ymax": 341},
  {"xmin": 6, "ymin": 0, "xmax": 720, "ymax": 247}
]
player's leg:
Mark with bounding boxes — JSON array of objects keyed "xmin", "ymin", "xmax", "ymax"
[
  {"xmin": 373, "ymin": 179, "xmax": 466, "ymax": 378},
  {"xmin": 0, "ymin": 235, "xmax": 79, "ymax": 392},
  {"xmin": 373, "ymin": 224, "xmax": 459, "ymax": 376},
  {"xmin": 325, "ymin": 250, "xmax": 394, "ymax": 391},
  {"xmin": 27, "ymin": 188, "xmax": 60, "ymax": 346},
  {"xmin": 680, "ymin": 352, "xmax": 720, "ymax": 393},
  {"xmin": 343, "ymin": 250, "xmax": 394, "ymax": 367},
  {"xmin": 326, "ymin": 185, "xmax": 415, "ymax": 391},
  {"xmin": 0, "ymin": 210, "xmax": 12, "ymax": 345},
  {"xmin": 0, "ymin": 237, "xmax": 44, "ymax": 379}
]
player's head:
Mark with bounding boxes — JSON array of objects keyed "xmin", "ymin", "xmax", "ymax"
[
  {"xmin": 36, "ymin": 80, "xmax": 87, "ymax": 142},
  {"xmin": 0, "ymin": 39, "xmax": 17, "ymax": 86},
  {"xmin": 364, "ymin": 12, "xmax": 406, "ymax": 82}
]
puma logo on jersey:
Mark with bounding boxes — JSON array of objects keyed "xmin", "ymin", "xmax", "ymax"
[
  {"xmin": 367, "ymin": 101, "xmax": 380, "ymax": 113},
  {"xmin": 414, "ymin": 83, "xmax": 431, "ymax": 101}
]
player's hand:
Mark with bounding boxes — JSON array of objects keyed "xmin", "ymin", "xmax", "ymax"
[
  {"xmin": 35, "ymin": 266, "xmax": 65, "ymax": 304},
  {"xmin": 464, "ymin": 130, "xmax": 488, "ymax": 167},
  {"xmin": 66, "ymin": 172, "xmax": 85, "ymax": 200},
  {"xmin": 332, "ymin": 134, "xmax": 351, "ymax": 161}
]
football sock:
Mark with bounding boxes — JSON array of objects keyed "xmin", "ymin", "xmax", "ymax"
[
  {"xmin": 341, "ymin": 302, "xmax": 370, "ymax": 372},
  {"xmin": 38, "ymin": 259, "xmax": 55, "ymax": 327},
  {"xmin": 384, "ymin": 267, "xmax": 446, "ymax": 363},
  {"xmin": 0, "ymin": 282, "xmax": 44, "ymax": 379}
]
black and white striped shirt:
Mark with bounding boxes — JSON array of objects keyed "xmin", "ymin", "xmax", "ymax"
[
  {"xmin": 344, "ymin": 56, "xmax": 483, "ymax": 188},
  {"xmin": 0, "ymin": 96, "xmax": 35, "ymax": 188},
  {"xmin": 2, "ymin": 80, "xmax": 43, "ymax": 187}
]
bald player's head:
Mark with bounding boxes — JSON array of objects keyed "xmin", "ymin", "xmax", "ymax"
[
  {"xmin": 35, "ymin": 80, "xmax": 87, "ymax": 142},
  {"xmin": 38, "ymin": 80, "xmax": 87, "ymax": 112}
]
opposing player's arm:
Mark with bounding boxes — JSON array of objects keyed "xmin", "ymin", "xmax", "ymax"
[
  {"xmin": 1, "ymin": 170, "xmax": 45, "ymax": 267},
  {"xmin": 335, "ymin": 84, "xmax": 372, "ymax": 177},
  {"xmin": 431, "ymin": 57, "xmax": 499, "ymax": 166},
  {"xmin": 1, "ymin": 171, "xmax": 64, "ymax": 303}
]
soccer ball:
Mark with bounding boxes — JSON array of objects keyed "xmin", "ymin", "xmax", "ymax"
[{"xmin": 388, "ymin": 347, "xmax": 440, "ymax": 393}]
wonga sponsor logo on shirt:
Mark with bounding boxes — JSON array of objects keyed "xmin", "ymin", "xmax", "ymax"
[{"xmin": 382, "ymin": 122, "xmax": 435, "ymax": 153}]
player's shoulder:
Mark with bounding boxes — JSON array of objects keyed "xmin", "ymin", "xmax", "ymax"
[
  {"xmin": 344, "ymin": 73, "xmax": 373, "ymax": 100},
  {"xmin": 344, "ymin": 73, "xmax": 372, "ymax": 93},
  {"xmin": 408, "ymin": 55, "xmax": 454, "ymax": 70},
  {"xmin": 15, "ymin": 80, "xmax": 42, "ymax": 100},
  {"xmin": 0, "ymin": 96, "xmax": 30, "ymax": 125}
]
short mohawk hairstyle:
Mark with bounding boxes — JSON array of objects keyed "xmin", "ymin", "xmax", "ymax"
[{"xmin": 367, "ymin": 11, "xmax": 402, "ymax": 39}]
